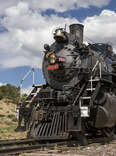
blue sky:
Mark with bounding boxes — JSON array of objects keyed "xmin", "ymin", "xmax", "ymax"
[{"xmin": 0, "ymin": 0, "xmax": 116, "ymax": 94}]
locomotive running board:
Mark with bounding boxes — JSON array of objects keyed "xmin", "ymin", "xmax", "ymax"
[{"xmin": 29, "ymin": 112, "xmax": 69, "ymax": 140}]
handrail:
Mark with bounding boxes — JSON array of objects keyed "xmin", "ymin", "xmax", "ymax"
[
  {"xmin": 19, "ymin": 68, "xmax": 35, "ymax": 91},
  {"xmin": 17, "ymin": 68, "xmax": 35, "ymax": 108},
  {"xmin": 91, "ymin": 60, "xmax": 102, "ymax": 78}
]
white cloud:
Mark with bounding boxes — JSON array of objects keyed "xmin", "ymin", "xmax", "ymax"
[
  {"xmin": 83, "ymin": 10, "xmax": 116, "ymax": 52},
  {"xmin": 0, "ymin": 2, "xmax": 78, "ymax": 68},
  {"xmin": 22, "ymin": 0, "xmax": 111, "ymax": 12},
  {"xmin": 0, "ymin": 1, "xmax": 116, "ymax": 69},
  {"xmin": 0, "ymin": 0, "xmax": 111, "ymax": 15},
  {"xmin": 0, "ymin": 0, "xmax": 20, "ymax": 15},
  {"xmin": 0, "ymin": 82, "xmax": 6, "ymax": 86},
  {"xmin": 77, "ymin": 0, "xmax": 111, "ymax": 8},
  {"xmin": 0, "ymin": 31, "xmax": 43, "ymax": 68}
]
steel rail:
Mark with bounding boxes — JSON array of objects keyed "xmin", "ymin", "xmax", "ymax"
[
  {"xmin": 0, "ymin": 137, "xmax": 68, "ymax": 147},
  {"xmin": 0, "ymin": 135, "xmax": 115, "ymax": 155},
  {"xmin": 0, "ymin": 141, "xmax": 67, "ymax": 155}
]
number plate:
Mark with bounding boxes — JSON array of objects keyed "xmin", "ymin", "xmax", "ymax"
[{"xmin": 48, "ymin": 64, "xmax": 59, "ymax": 70}]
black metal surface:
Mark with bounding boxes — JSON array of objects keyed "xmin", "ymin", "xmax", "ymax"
[
  {"xmin": 29, "ymin": 112, "xmax": 69, "ymax": 139},
  {"xmin": 69, "ymin": 24, "xmax": 84, "ymax": 44},
  {"xmin": 18, "ymin": 23, "xmax": 116, "ymax": 144}
]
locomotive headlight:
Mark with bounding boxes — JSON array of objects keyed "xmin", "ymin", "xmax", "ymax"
[
  {"xmin": 49, "ymin": 53, "xmax": 56, "ymax": 64},
  {"xmin": 50, "ymin": 53, "xmax": 55, "ymax": 58},
  {"xmin": 45, "ymin": 52, "xmax": 56, "ymax": 64},
  {"xmin": 50, "ymin": 58, "xmax": 56, "ymax": 64}
]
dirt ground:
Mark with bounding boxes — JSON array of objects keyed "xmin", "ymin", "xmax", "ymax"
[
  {"xmin": 20, "ymin": 139, "xmax": 116, "ymax": 156},
  {"xmin": 0, "ymin": 100, "xmax": 116, "ymax": 156}
]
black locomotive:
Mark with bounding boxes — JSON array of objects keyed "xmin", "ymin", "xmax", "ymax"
[{"xmin": 17, "ymin": 24, "xmax": 116, "ymax": 144}]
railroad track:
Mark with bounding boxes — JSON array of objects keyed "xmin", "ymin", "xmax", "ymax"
[
  {"xmin": 0, "ymin": 135, "xmax": 115, "ymax": 155},
  {"xmin": 0, "ymin": 138, "xmax": 68, "ymax": 155}
]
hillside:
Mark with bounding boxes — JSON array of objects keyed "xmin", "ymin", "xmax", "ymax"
[{"xmin": 0, "ymin": 100, "xmax": 26, "ymax": 139}]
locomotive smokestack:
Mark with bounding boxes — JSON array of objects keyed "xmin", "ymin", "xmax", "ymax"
[{"xmin": 69, "ymin": 24, "xmax": 84, "ymax": 44}]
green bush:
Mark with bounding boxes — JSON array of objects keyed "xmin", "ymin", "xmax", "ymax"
[{"xmin": 0, "ymin": 84, "xmax": 20, "ymax": 104}]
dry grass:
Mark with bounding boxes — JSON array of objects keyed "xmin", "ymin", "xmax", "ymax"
[{"xmin": 0, "ymin": 100, "xmax": 26, "ymax": 139}]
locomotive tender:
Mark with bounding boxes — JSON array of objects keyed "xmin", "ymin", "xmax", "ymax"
[{"xmin": 18, "ymin": 23, "xmax": 116, "ymax": 144}]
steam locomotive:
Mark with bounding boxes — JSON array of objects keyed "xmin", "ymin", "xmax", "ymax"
[{"xmin": 18, "ymin": 24, "xmax": 116, "ymax": 144}]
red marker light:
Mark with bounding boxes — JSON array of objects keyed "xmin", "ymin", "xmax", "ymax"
[{"xmin": 59, "ymin": 57, "xmax": 65, "ymax": 62}]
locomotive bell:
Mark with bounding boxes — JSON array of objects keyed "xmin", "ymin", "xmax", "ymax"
[
  {"xmin": 54, "ymin": 28, "xmax": 68, "ymax": 43},
  {"xmin": 69, "ymin": 24, "xmax": 84, "ymax": 45},
  {"xmin": 55, "ymin": 29, "xmax": 63, "ymax": 37}
]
